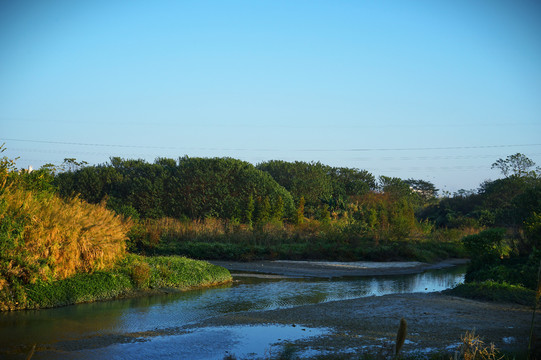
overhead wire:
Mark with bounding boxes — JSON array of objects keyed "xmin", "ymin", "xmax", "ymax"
[{"xmin": 2, "ymin": 138, "xmax": 541, "ymax": 152}]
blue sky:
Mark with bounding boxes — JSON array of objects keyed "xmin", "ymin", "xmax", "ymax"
[{"xmin": 1, "ymin": 0, "xmax": 540, "ymax": 193}]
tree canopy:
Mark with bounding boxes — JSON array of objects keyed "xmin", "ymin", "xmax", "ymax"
[
  {"xmin": 55, "ymin": 157, "xmax": 295, "ymax": 221},
  {"xmin": 491, "ymin": 153, "xmax": 537, "ymax": 178}
]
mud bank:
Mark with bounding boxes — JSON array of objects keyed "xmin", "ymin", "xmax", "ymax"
[
  {"xmin": 193, "ymin": 292, "xmax": 535, "ymax": 356},
  {"xmin": 209, "ymin": 258, "xmax": 469, "ymax": 278}
]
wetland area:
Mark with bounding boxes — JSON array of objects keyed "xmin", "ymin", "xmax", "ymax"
[{"xmin": 0, "ymin": 259, "xmax": 533, "ymax": 359}]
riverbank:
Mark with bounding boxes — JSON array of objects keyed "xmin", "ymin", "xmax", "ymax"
[
  {"xmin": 209, "ymin": 258, "xmax": 469, "ymax": 278},
  {"xmin": 193, "ymin": 292, "xmax": 534, "ymax": 358},
  {"xmin": 1, "ymin": 255, "xmax": 232, "ymax": 311}
]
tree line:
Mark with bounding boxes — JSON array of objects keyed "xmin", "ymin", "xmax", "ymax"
[{"xmin": 51, "ymin": 156, "xmax": 440, "ymax": 229}]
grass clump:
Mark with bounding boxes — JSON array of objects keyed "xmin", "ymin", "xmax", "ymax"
[
  {"xmin": 24, "ymin": 271, "xmax": 133, "ymax": 308},
  {"xmin": 454, "ymin": 330, "xmax": 503, "ymax": 360},
  {"xmin": 119, "ymin": 254, "xmax": 232, "ymax": 290}
]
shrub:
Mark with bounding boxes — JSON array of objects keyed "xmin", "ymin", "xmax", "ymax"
[{"xmin": 462, "ymin": 228, "xmax": 509, "ymax": 270}]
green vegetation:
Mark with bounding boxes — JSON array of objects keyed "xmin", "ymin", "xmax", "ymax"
[
  {"xmin": 423, "ymin": 153, "xmax": 541, "ymax": 308},
  {"xmin": 3, "ymin": 145, "xmax": 541, "ymax": 310},
  {"xmin": 126, "ymin": 217, "xmax": 467, "ymax": 262},
  {"xmin": 3, "ymin": 255, "xmax": 231, "ymax": 310},
  {"xmin": 52, "ymin": 156, "xmax": 466, "ymax": 262},
  {"xmin": 0, "ymin": 148, "xmax": 231, "ymax": 311},
  {"xmin": 55, "ymin": 156, "xmax": 295, "ymax": 221}
]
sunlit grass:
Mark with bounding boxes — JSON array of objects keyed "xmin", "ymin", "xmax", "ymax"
[
  {"xmin": 1, "ymin": 187, "xmax": 130, "ymax": 283},
  {"xmin": 5, "ymin": 254, "xmax": 231, "ymax": 310},
  {"xmin": 128, "ymin": 217, "xmax": 468, "ymax": 263}
]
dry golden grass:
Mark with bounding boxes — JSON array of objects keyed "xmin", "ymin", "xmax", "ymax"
[
  {"xmin": 454, "ymin": 330, "xmax": 502, "ymax": 360},
  {"xmin": 141, "ymin": 217, "xmax": 253, "ymax": 240},
  {"xmin": 1, "ymin": 187, "xmax": 131, "ymax": 283}
]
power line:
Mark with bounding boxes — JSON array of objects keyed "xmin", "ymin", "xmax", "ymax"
[{"xmin": 2, "ymin": 138, "xmax": 541, "ymax": 152}]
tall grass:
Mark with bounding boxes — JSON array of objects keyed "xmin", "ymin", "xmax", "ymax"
[
  {"xmin": 1, "ymin": 186, "xmax": 131, "ymax": 310},
  {"xmin": 128, "ymin": 217, "xmax": 469, "ymax": 262},
  {"xmin": 1, "ymin": 188, "xmax": 130, "ymax": 282}
]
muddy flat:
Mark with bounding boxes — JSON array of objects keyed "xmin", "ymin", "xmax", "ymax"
[
  {"xmin": 193, "ymin": 292, "xmax": 535, "ymax": 357},
  {"xmin": 209, "ymin": 258, "xmax": 469, "ymax": 278},
  {"xmin": 202, "ymin": 259, "xmax": 534, "ymax": 357}
]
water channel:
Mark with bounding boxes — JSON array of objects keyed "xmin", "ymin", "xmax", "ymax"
[{"xmin": 0, "ymin": 263, "xmax": 466, "ymax": 359}]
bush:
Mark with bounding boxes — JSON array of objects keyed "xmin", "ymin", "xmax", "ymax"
[{"xmin": 462, "ymin": 228, "xmax": 509, "ymax": 271}]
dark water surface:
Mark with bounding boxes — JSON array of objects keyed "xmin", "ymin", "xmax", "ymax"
[{"xmin": 0, "ymin": 264, "xmax": 466, "ymax": 359}]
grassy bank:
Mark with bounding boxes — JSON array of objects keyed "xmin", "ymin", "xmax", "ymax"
[
  {"xmin": 147, "ymin": 238, "xmax": 466, "ymax": 263},
  {"xmin": 1, "ymin": 254, "xmax": 232, "ymax": 310}
]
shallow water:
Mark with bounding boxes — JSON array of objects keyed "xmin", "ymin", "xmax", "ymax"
[{"xmin": 0, "ymin": 264, "xmax": 466, "ymax": 359}]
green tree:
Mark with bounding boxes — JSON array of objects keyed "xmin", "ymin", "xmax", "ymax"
[
  {"xmin": 329, "ymin": 167, "xmax": 376, "ymax": 199},
  {"xmin": 379, "ymin": 176, "xmax": 413, "ymax": 200},
  {"xmin": 318, "ymin": 204, "xmax": 331, "ymax": 224},
  {"xmin": 255, "ymin": 195, "xmax": 271, "ymax": 224},
  {"xmin": 404, "ymin": 178, "xmax": 438, "ymax": 202},
  {"xmin": 257, "ymin": 160, "xmax": 333, "ymax": 212},
  {"xmin": 62, "ymin": 158, "xmax": 88, "ymax": 172},
  {"xmin": 524, "ymin": 212, "xmax": 541, "ymax": 250},
  {"xmin": 491, "ymin": 153, "xmax": 536, "ymax": 178},
  {"xmin": 55, "ymin": 156, "xmax": 295, "ymax": 222}
]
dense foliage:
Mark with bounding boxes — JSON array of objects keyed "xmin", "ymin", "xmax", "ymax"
[
  {"xmin": 55, "ymin": 156, "xmax": 295, "ymax": 222},
  {"xmin": 425, "ymin": 153, "xmax": 541, "ymax": 300},
  {"xmin": 256, "ymin": 160, "xmax": 377, "ymax": 215}
]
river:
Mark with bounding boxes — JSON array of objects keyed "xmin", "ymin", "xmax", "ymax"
[{"xmin": 0, "ymin": 263, "xmax": 466, "ymax": 359}]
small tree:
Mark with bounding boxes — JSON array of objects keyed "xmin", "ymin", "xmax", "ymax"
[
  {"xmin": 62, "ymin": 158, "xmax": 88, "ymax": 172},
  {"xmin": 491, "ymin": 153, "xmax": 536, "ymax": 178}
]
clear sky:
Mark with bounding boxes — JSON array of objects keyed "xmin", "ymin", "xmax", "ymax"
[{"xmin": 1, "ymin": 0, "xmax": 540, "ymax": 194}]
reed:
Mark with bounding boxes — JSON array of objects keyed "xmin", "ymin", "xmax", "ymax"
[{"xmin": 395, "ymin": 318, "xmax": 407, "ymax": 357}]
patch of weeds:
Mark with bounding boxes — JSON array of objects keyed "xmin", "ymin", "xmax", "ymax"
[{"xmin": 130, "ymin": 262, "xmax": 151, "ymax": 289}]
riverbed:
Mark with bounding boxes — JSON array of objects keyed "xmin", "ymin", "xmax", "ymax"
[{"xmin": 0, "ymin": 260, "xmax": 533, "ymax": 359}]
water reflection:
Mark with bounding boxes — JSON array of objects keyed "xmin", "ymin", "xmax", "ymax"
[{"xmin": 0, "ymin": 265, "xmax": 466, "ymax": 359}]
